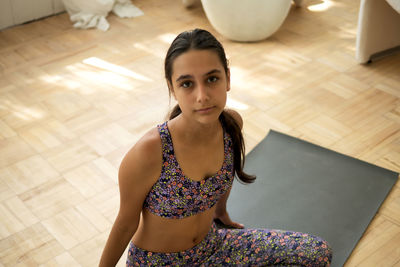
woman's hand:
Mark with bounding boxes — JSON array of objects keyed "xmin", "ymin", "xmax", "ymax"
[{"xmin": 214, "ymin": 210, "xmax": 244, "ymax": 229}]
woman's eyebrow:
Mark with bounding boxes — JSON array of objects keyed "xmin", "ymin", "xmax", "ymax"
[
  {"xmin": 204, "ymin": 69, "xmax": 221, "ymax": 76},
  {"xmin": 176, "ymin": 74, "xmax": 192, "ymax": 83},
  {"xmin": 175, "ymin": 69, "xmax": 221, "ymax": 83}
]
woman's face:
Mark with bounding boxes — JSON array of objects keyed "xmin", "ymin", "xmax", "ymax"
[{"xmin": 169, "ymin": 49, "xmax": 230, "ymax": 125}]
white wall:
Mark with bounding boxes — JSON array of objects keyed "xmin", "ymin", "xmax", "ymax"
[{"xmin": 0, "ymin": 0, "xmax": 65, "ymax": 30}]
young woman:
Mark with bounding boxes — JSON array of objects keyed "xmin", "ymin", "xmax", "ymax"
[{"xmin": 99, "ymin": 29, "xmax": 332, "ymax": 266}]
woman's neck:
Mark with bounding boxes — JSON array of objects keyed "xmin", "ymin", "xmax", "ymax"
[{"xmin": 169, "ymin": 114, "xmax": 222, "ymax": 144}]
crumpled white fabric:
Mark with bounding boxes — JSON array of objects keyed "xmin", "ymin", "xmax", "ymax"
[
  {"xmin": 386, "ymin": 0, "xmax": 400, "ymax": 13},
  {"xmin": 62, "ymin": 0, "xmax": 144, "ymax": 31}
]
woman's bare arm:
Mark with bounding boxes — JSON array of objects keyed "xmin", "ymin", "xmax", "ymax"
[
  {"xmin": 99, "ymin": 128, "xmax": 162, "ymax": 267},
  {"xmin": 214, "ymin": 187, "xmax": 244, "ymax": 229}
]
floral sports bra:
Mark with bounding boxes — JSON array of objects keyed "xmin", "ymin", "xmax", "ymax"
[{"xmin": 143, "ymin": 122, "xmax": 234, "ymax": 219}]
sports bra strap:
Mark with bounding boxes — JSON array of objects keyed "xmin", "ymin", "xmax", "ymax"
[{"xmin": 157, "ymin": 123, "xmax": 172, "ymax": 163}]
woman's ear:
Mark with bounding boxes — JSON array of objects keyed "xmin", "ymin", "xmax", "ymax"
[{"xmin": 167, "ymin": 80, "xmax": 176, "ymax": 99}]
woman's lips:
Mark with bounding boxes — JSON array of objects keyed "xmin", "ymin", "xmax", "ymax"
[{"xmin": 196, "ymin": 106, "xmax": 215, "ymax": 113}]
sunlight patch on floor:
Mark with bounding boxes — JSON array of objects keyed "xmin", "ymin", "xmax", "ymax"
[
  {"xmin": 13, "ymin": 106, "xmax": 45, "ymax": 121},
  {"xmin": 226, "ymin": 97, "xmax": 249, "ymax": 111},
  {"xmin": 83, "ymin": 57, "xmax": 152, "ymax": 82},
  {"xmin": 40, "ymin": 75, "xmax": 62, "ymax": 84},
  {"xmin": 158, "ymin": 33, "xmax": 177, "ymax": 44},
  {"xmin": 65, "ymin": 64, "xmax": 131, "ymax": 91},
  {"xmin": 307, "ymin": 0, "xmax": 334, "ymax": 12},
  {"xmin": 229, "ymin": 66, "xmax": 248, "ymax": 88}
]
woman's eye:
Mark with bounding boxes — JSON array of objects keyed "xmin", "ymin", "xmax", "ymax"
[
  {"xmin": 208, "ymin": 76, "xmax": 219, "ymax": 83},
  {"xmin": 181, "ymin": 81, "xmax": 192, "ymax": 88}
]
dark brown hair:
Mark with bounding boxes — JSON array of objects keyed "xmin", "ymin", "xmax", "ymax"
[{"xmin": 164, "ymin": 29, "xmax": 255, "ymax": 184}]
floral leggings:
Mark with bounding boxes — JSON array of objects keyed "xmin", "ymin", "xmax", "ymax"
[{"xmin": 126, "ymin": 223, "xmax": 332, "ymax": 266}]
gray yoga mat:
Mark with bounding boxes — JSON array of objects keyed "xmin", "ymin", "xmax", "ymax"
[{"xmin": 227, "ymin": 130, "xmax": 399, "ymax": 267}]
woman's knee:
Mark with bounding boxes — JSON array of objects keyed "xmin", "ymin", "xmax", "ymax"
[{"xmin": 303, "ymin": 234, "xmax": 332, "ymax": 266}]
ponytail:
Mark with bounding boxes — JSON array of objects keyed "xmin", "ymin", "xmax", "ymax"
[
  {"xmin": 219, "ymin": 110, "xmax": 256, "ymax": 184},
  {"xmin": 169, "ymin": 104, "xmax": 182, "ymax": 120},
  {"xmin": 168, "ymin": 105, "xmax": 256, "ymax": 184}
]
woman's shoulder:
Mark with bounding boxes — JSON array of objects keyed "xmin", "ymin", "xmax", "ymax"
[
  {"xmin": 135, "ymin": 126, "xmax": 162, "ymax": 153},
  {"xmin": 116, "ymin": 126, "xmax": 163, "ymax": 217},
  {"xmin": 119, "ymin": 126, "xmax": 162, "ymax": 183}
]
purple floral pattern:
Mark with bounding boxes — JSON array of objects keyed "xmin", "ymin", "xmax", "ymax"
[
  {"xmin": 143, "ymin": 122, "xmax": 234, "ymax": 219},
  {"xmin": 133, "ymin": 121, "xmax": 333, "ymax": 266},
  {"xmin": 126, "ymin": 222, "xmax": 332, "ymax": 266}
]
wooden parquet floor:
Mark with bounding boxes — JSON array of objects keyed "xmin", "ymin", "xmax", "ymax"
[{"xmin": 0, "ymin": 0, "xmax": 399, "ymax": 266}]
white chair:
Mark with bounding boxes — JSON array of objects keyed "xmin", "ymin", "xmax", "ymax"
[{"xmin": 356, "ymin": 0, "xmax": 400, "ymax": 63}]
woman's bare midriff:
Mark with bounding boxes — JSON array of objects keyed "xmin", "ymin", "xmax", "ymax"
[{"xmin": 131, "ymin": 205, "xmax": 217, "ymax": 253}]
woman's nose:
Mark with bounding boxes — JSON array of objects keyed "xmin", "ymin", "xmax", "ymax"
[{"xmin": 196, "ymin": 84, "xmax": 210, "ymax": 103}]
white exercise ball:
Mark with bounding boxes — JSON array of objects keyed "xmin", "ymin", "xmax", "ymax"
[{"xmin": 201, "ymin": 0, "xmax": 292, "ymax": 42}]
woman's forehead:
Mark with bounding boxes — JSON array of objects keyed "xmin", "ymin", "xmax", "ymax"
[{"xmin": 172, "ymin": 50, "xmax": 224, "ymax": 77}]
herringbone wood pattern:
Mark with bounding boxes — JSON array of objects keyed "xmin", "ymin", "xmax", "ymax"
[{"xmin": 0, "ymin": 0, "xmax": 399, "ymax": 266}]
